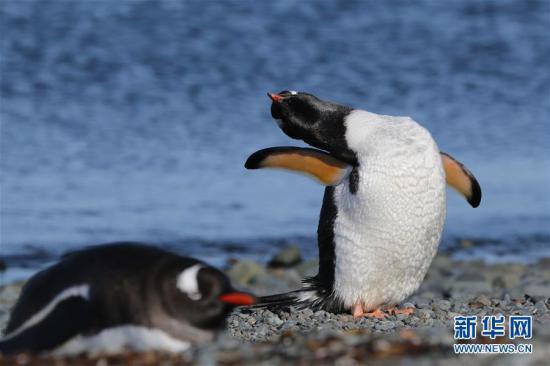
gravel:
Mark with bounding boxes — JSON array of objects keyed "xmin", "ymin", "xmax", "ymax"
[
  {"xmin": 267, "ymin": 245, "xmax": 302, "ymax": 268},
  {"xmin": 1, "ymin": 251, "xmax": 549, "ymax": 365}
]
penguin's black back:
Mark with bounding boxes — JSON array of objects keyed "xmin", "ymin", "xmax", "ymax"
[{"xmin": 4, "ymin": 242, "xmax": 201, "ymax": 335}]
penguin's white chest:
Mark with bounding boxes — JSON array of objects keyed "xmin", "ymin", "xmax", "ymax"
[{"xmin": 332, "ymin": 115, "xmax": 446, "ymax": 310}]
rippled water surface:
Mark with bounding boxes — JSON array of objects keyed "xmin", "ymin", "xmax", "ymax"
[{"xmin": 1, "ymin": 0, "xmax": 549, "ymax": 276}]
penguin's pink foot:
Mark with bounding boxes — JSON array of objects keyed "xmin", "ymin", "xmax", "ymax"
[
  {"xmin": 385, "ymin": 306, "xmax": 415, "ymax": 316},
  {"xmin": 352, "ymin": 302, "xmax": 364, "ymax": 318},
  {"xmin": 363, "ymin": 308, "xmax": 389, "ymax": 319}
]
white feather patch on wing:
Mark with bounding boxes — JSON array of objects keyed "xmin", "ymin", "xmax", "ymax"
[
  {"xmin": 176, "ymin": 264, "xmax": 202, "ymax": 300},
  {"xmin": 2, "ymin": 284, "xmax": 90, "ymax": 341},
  {"xmin": 53, "ymin": 325, "xmax": 190, "ymax": 356}
]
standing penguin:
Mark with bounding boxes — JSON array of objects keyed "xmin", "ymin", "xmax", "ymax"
[
  {"xmin": 0, "ymin": 243, "xmax": 256, "ymax": 355},
  {"xmin": 245, "ymin": 91, "xmax": 481, "ymax": 318}
]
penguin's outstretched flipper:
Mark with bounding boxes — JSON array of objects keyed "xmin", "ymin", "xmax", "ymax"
[
  {"xmin": 245, "ymin": 147, "xmax": 352, "ymax": 186},
  {"xmin": 0, "ymin": 286, "xmax": 91, "ymax": 355},
  {"xmin": 440, "ymin": 152, "xmax": 482, "ymax": 208}
]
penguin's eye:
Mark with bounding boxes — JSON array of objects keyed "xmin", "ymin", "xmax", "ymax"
[{"xmin": 279, "ymin": 90, "xmax": 298, "ymax": 97}]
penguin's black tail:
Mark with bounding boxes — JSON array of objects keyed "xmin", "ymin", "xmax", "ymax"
[
  {"xmin": 252, "ymin": 286, "xmax": 346, "ymax": 313},
  {"xmin": 257, "ymin": 289, "xmax": 307, "ymax": 308}
]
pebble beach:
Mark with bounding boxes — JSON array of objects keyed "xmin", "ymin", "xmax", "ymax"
[{"xmin": 1, "ymin": 246, "xmax": 548, "ymax": 365}]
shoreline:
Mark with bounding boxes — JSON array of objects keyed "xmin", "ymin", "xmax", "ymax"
[
  {"xmin": 1, "ymin": 233, "xmax": 549, "ymax": 285},
  {"xmin": 0, "ymin": 249, "xmax": 549, "ymax": 364}
]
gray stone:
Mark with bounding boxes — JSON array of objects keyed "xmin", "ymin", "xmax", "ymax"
[
  {"xmin": 252, "ymin": 271, "xmax": 294, "ymax": 293},
  {"xmin": 375, "ymin": 321, "xmax": 395, "ymax": 331},
  {"xmin": 314, "ymin": 310, "xmax": 328, "ymax": 318},
  {"xmin": 525, "ymin": 284, "xmax": 550, "ymax": 302},
  {"xmin": 267, "ymin": 314, "xmax": 284, "ymax": 326},
  {"xmin": 452, "ymin": 272, "xmax": 492, "ymax": 293},
  {"xmin": 227, "ymin": 261, "xmax": 264, "ymax": 286},
  {"xmin": 417, "ymin": 302, "xmax": 431, "ymax": 309},
  {"xmin": 506, "ymin": 288, "xmax": 525, "ymax": 301},
  {"xmin": 280, "ymin": 269, "xmax": 302, "ymax": 284},
  {"xmin": 455, "ymin": 271, "xmax": 486, "ymax": 281},
  {"xmin": 471, "ymin": 294, "xmax": 492, "ymax": 307},
  {"xmin": 492, "ymin": 273, "xmax": 522, "ymax": 289},
  {"xmin": 302, "ymin": 308, "xmax": 314, "ymax": 318},
  {"xmin": 447, "ymin": 312, "xmax": 459, "ymax": 319},
  {"xmin": 296, "ymin": 260, "xmax": 319, "ymax": 277},
  {"xmin": 421, "ymin": 318, "xmax": 434, "ymax": 327},
  {"xmin": 418, "ymin": 309, "xmax": 433, "ymax": 320},
  {"xmin": 268, "ymin": 246, "xmax": 302, "ymax": 268},
  {"xmin": 535, "ymin": 300, "xmax": 548, "ymax": 314},
  {"xmin": 437, "ymin": 300, "xmax": 451, "ymax": 310}
]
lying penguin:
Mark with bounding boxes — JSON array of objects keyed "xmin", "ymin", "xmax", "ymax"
[
  {"xmin": 0, "ymin": 243, "xmax": 256, "ymax": 356},
  {"xmin": 246, "ymin": 91, "xmax": 481, "ymax": 318}
]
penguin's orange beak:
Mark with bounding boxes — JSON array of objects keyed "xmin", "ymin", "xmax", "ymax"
[
  {"xmin": 267, "ymin": 92, "xmax": 284, "ymax": 103},
  {"xmin": 218, "ymin": 292, "xmax": 257, "ymax": 306}
]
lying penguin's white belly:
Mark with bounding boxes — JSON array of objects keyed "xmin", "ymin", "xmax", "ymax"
[{"xmin": 332, "ymin": 112, "xmax": 446, "ymax": 311}]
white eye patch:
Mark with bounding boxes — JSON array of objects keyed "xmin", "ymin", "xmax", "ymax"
[
  {"xmin": 176, "ymin": 264, "xmax": 202, "ymax": 300},
  {"xmin": 290, "ymin": 90, "xmax": 298, "ymax": 95}
]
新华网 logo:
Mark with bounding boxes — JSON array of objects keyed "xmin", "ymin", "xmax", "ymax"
[{"xmin": 453, "ymin": 315, "xmax": 533, "ymax": 354}]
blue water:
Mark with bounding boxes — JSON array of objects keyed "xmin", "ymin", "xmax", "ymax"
[{"xmin": 1, "ymin": 0, "xmax": 549, "ymax": 278}]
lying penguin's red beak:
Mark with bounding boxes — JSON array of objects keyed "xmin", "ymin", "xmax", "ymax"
[
  {"xmin": 218, "ymin": 292, "xmax": 257, "ymax": 306},
  {"xmin": 267, "ymin": 92, "xmax": 283, "ymax": 103}
]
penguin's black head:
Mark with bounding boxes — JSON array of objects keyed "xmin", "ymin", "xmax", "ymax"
[
  {"xmin": 268, "ymin": 91, "xmax": 357, "ymax": 165},
  {"xmin": 167, "ymin": 263, "xmax": 256, "ymax": 330}
]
